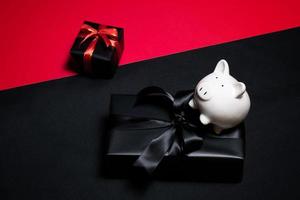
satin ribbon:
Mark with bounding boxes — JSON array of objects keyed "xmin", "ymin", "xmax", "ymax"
[
  {"xmin": 78, "ymin": 23, "xmax": 121, "ymax": 72},
  {"xmin": 111, "ymin": 87, "xmax": 204, "ymax": 173}
]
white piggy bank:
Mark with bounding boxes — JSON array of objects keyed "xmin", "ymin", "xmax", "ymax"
[{"xmin": 189, "ymin": 59, "xmax": 250, "ymax": 134}]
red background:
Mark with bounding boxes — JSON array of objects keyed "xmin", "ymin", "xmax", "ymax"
[{"xmin": 1, "ymin": 0, "xmax": 299, "ymax": 90}]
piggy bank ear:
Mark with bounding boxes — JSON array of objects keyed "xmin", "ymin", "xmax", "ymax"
[
  {"xmin": 189, "ymin": 99, "xmax": 197, "ymax": 109},
  {"xmin": 214, "ymin": 59, "xmax": 230, "ymax": 75},
  {"xmin": 233, "ymin": 82, "xmax": 246, "ymax": 98}
]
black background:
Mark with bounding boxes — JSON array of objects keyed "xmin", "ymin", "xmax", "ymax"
[{"xmin": 1, "ymin": 28, "xmax": 300, "ymax": 200}]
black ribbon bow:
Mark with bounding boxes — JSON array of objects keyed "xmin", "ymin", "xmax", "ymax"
[{"xmin": 111, "ymin": 86, "xmax": 203, "ymax": 173}]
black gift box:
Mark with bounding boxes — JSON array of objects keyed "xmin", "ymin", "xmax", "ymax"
[
  {"xmin": 70, "ymin": 21, "xmax": 124, "ymax": 78},
  {"xmin": 105, "ymin": 92, "xmax": 245, "ymax": 182}
]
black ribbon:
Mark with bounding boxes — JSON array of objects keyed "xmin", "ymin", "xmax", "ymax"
[{"xmin": 111, "ymin": 86, "xmax": 203, "ymax": 173}]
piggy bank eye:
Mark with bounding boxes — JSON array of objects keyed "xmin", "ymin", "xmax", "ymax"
[
  {"xmin": 215, "ymin": 77, "xmax": 218, "ymax": 79},
  {"xmin": 221, "ymin": 85, "xmax": 224, "ymax": 87}
]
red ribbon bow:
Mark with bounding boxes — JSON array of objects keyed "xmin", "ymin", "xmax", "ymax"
[{"xmin": 78, "ymin": 24, "xmax": 120, "ymax": 72}]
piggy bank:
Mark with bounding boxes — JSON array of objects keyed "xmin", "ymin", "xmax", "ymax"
[{"xmin": 189, "ymin": 59, "xmax": 250, "ymax": 134}]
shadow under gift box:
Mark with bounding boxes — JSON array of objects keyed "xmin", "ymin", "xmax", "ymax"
[
  {"xmin": 104, "ymin": 94, "xmax": 245, "ymax": 182},
  {"xmin": 70, "ymin": 21, "xmax": 124, "ymax": 78}
]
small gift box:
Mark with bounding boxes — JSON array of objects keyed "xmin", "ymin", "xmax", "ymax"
[
  {"xmin": 70, "ymin": 21, "xmax": 124, "ymax": 78},
  {"xmin": 104, "ymin": 87, "xmax": 245, "ymax": 182}
]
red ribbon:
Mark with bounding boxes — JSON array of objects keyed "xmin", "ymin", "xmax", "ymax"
[{"xmin": 78, "ymin": 24, "xmax": 121, "ymax": 72}]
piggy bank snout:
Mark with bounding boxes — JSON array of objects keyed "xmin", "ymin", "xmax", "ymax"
[{"xmin": 196, "ymin": 83, "xmax": 212, "ymax": 101}]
